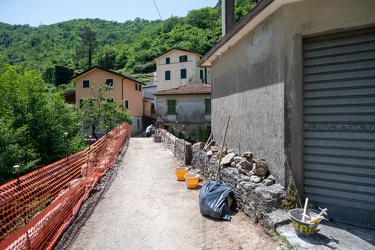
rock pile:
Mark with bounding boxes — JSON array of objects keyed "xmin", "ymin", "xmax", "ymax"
[
  {"xmin": 192, "ymin": 141, "xmax": 286, "ymax": 227},
  {"xmin": 206, "ymin": 143, "xmax": 277, "ymax": 186}
]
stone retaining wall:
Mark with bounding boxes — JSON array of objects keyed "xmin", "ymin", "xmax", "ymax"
[
  {"xmin": 158, "ymin": 129, "xmax": 192, "ymax": 165},
  {"xmin": 191, "ymin": 143, "xmax": 287, "ymax": 229}
]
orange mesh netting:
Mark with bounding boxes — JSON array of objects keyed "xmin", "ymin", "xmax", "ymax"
[{"xmin": 0, "ymin": 122, "xmax": 131, "ymax": 250}]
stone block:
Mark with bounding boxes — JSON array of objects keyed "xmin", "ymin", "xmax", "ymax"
[
  {"xmin": 221, "ymin": 152, "xmax": 236, "ymax": 166},
  {"xmin": 263, "ymin": 209, "xmax": 290, "ymax": 231}
]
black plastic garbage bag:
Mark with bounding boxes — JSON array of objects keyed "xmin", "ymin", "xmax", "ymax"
[{"xmin": 199, "ymin": 178, "xmax": 233, "ymax": 221}]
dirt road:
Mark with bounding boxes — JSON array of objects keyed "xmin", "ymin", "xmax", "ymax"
[{"xmin": 68, "ymin": 137, "xmax": 280, "ymax": 250}]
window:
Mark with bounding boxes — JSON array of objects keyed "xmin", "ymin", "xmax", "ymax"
[
  {"xmin": 200, "ymin": 69, "xmax": 204, "ymax": 80},
  {"xmin": 205, "ymin": 98, "xmax": 211, "ymax": 114},
  {"xmin": 180, "ymin": 69, "xmax": 187, "ymax": 79},
  {"xmin": 166, "ymin": 57, "xmax": 170, "ymax": 64},
  {"xmin": 124, "ymin": 100, "xmax": 129, "ymax": 109},
  {"xmin": 82, "ymin": 80, "xmax": 90, "ymax": 88},
  {"xmin": 107, "ymin": 97, "xmax": 114, "ymax": 103},
  {"xmin": 165, "ymin": 71, "xmax": 171, "ymax": 80},
  {"xmin": 135, "ymin": 84, "xmax": 138, "ymax": 91},
  {"xmin": 138, "ymin": 84, "xmax": 142, "ymax": 91},
  {"xmin": 105, "ymin": 79, "xmax": 114, "ymax": 89},
  {"xmin": 179, "ymin": 55, "xmax": 187, "ymax": 62},
  {"xmin": 207, "ymin": 125, "xmax": 211, "ymax": 135},
  {"xmin": 167, "ymin": 99, "xmax": 176, "ymax": 114}
]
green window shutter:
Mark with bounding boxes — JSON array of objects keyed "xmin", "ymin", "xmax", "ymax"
[
  {"xmin": 179, "ymin": 55, "xmax": 187, "ymax": 62},
  {"xmin": 165, "ymin": 71, "xmax": 171, "ymax": 80},
  {"xmin": 180, "ymin": 69, "xmax": 186, "ymax": 79},
  {"xmin": 205, "ymin": 98, "xmax": 211, "ymax": 114},
  {"xmin": 167, "ymin": 99, "xmax": 176, "ymax": 114}
]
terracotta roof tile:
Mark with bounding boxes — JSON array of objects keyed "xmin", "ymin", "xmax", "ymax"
[{"xmin": 154, "ymin": 82, "xmax": 211, "ymax": 96}]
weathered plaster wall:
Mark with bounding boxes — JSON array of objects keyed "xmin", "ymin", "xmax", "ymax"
[
  {"xmin": 157, "ymin": 94, "xmax": 211, "ymax": 136},
  {"xmin": 211, "ymin": 12, "xmax": 286, "ymax": 185},
  {"xmin": 130, "ymin": 116, "xmax": 143, "ymax": 135},
  {"xmin": 211, "ymin": 0, "xmax": 375, "ymax": 188}
]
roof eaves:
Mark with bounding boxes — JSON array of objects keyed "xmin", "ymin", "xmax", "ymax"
[
  {"xmin": 154, "ymin": 47, "xmax": 201, "ymax": 60},
  {"xmin": 198, "ymin": 0, "xmax": 275, "ymax": 67}
]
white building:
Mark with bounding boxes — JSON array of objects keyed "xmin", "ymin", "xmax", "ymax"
[{"xmin": 155, "ymin": 48, "xmax": 211, "ymax": 92}]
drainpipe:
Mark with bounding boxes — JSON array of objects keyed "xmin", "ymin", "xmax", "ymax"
[
  {"xmin": 122, "ymin": 78, "xmax": 124, "ymax": 111},
  {"xmin": 205, "ymin": 67, "xmax": 207, "ymax": 84},
  {"xmin": 222, "ymin": 0, "xmax": 235, "ymax": 37}
]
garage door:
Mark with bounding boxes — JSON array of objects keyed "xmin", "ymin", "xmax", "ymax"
[{"xmin": 303, "ymin": 27, "xmax": 375, "ymax": 229}]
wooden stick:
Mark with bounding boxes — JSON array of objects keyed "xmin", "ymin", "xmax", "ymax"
[
  {"xmin": 318, "ymin": 208, "xmax": 328, "ymax": 217},
  {"xmin": 307, "ymin": 208, "xmax": 328, "ymax": 224},
  {"xmin": 215, "ymin": 116, "xmax": 231, "ymax": 180},
  {"xmin": 301, "ymin": 198, "xmax": 309, "ymax": 222},
  {"xmin": 203, "ymin": 133, "xmax": 213, "ymax": 150}
]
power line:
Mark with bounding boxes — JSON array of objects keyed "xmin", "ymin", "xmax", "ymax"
[{"xmin": 152, "ymin": 0, "xmax": 163, "ymax": 20}]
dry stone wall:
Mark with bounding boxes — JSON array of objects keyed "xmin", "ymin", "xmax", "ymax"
[
  {"xmin": 158, "ymin": 129, "xmax": 192, "ymax": 165},
  {"xmin": 191, "ymin": 142, "xmax": 287, "ymax": 228}
]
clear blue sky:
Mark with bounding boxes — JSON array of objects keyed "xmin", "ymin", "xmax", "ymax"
[{"xmin": 0, "ymin": 0, "xmax": 219, "ymax": 27}]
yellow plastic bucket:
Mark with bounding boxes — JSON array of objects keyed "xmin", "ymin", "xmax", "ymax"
[
  {"xmin": 175, "ymin": 167, "xmax": 189, "ymax": 181},
  {"xmin": 184, "ymin": 173, "xmax": 200, "ymax": 188}
]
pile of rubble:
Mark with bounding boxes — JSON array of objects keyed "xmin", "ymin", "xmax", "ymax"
[{"xmin": 205, "ymin": 140, "xmax": 276, "ymax": 186}]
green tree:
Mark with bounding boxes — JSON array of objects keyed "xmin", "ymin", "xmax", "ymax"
[
  {"xmin": 76, "ymin": 26, "xmax": 98, "ymax": 69},
  {"xmin": 79, "ymin": 85, "xmax": 132, "ymax": 140},
  {"xmin": 43, "ymin": 65, "xmax": 74, "ymax": 86},
  {"xmin": 186, "ymin": 7, "xmax": 218, "ymax": 30},
  {"xmin": 0, "ymin": 59, "xmax": 85, "ymax": 184},
  {"xmin": 97, "ymin": 48, "xmax": 117, "ymax": 69},
  {"xmin": 0, "ymin": 1, "xmax": 257, "ymax": 78}
]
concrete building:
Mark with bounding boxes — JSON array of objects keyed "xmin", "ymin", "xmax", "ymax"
[
  {"xmin": 142, "ymin": 83, "xmax": 157, "ymax": 116},
  {"xmin": 155, "ymin": 48, "xmax": 212, "ymax": 91},
  {"xmin": 154, "ymin": 82, "xmax": 211, "ymax": 140},
  {"xmin": 199, "ymin": 0, "xmax": 375, "ymax": 228},
  {"xmin": 73, "ymin": 66, "xmax": 145, "ymax": 134}
]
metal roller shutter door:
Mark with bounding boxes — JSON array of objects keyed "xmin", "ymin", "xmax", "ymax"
[{"xmin": 303, "ymin": 27, "xmax": 375, "ymax": 229}]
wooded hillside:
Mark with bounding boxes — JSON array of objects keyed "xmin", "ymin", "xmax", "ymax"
[
  {"xmin": 0, "ymin": 0, "xmax": 257, "ymax": 184},
  {"xmin": 0, "ymin": 0, "xmax": 256, "ymax": 84}
]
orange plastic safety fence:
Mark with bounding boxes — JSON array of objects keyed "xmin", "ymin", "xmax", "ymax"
[{"xmin": 0, "ymin": 123, "xmax": 131, "ymax": 250}]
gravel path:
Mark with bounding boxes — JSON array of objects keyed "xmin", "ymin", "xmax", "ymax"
[{"xmin": 68, "ymin": 137, "xmax": 280, "ymax": 250}]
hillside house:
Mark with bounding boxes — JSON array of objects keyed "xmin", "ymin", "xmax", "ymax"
[
  {"xmin": 155, "ymin": 48, "xmax": 212, "ymax": 91},
  {"xmin": 142, "ymin": 83, "xmax": 157, "ymax": 116},
  {"xmin": 198, "ymin": 0, "xmax": 375, "ymax": 228},
  {"xmin": 73, "ymin": 66, "xmax": 146, "ymax": 134},
  {"xmin": 154, "ymin": 82, "xmax": 211, "ymax": 139}
]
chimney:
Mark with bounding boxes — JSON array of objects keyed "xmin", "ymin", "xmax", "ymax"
[{"xmin": 222, "ymin": 0, "xmax": 235, "ymax": 37}]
